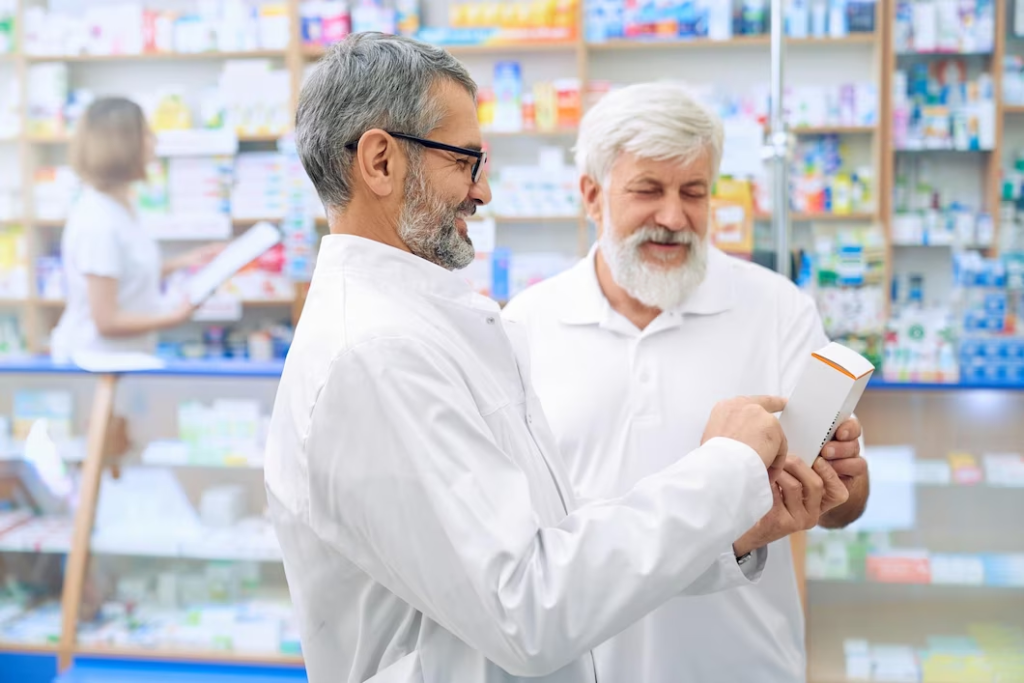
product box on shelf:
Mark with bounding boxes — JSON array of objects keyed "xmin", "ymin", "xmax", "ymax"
[{"xmin": 24, "ymin": 1, "xmax": 291, "ymax": 56}]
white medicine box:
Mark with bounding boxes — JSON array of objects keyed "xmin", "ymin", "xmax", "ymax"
[{"xmin": 780, "ymin": 342, "xmax": 875, "ymax": 465}]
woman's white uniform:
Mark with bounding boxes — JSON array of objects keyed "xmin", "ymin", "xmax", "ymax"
[
  {"xmin": 51, "ymin": 187, "xmax": 162, "ymax": 362},
  {"xmin": 265, "ymin": 235, "xmax": 774, "ymax": 683}
]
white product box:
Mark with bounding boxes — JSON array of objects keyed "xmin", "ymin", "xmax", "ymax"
[
  {"xmin": 780, "ymin": 342, "xmax": 875, "ymax": 465},
  {"xmin": 199, "ymin": 484, "xmax": 246, "ymax": 528}
]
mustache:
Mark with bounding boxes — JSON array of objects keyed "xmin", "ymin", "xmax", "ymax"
[
  {"xmin": 626, "ymin": 226, "xmax": 699, "ymax": 246},
  {"xmin": 455, "ymin": 201, "xmax": 477, "ymax": 219}
]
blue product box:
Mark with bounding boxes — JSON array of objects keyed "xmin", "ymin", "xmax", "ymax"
[
  {"xmin": 984, "ymin": 339, "xmax": 1005, "ymax": 358},
  {"xmin": 960, "ymin": 338, "xmax": 982, "ymax": 358},
  {"xmin": 984, "ymin": 292, "xmax": 1007, "ymax": 314},
  {"xmin": 982, "ymin": 554, "xmax": 1024, "ymax": 586},
  {"xmin": 492, "ymin": 248, "xmax": 510, "ymax": 302},
  {"xmin": 963, "ymin": 362, "xmax": 987, "ymax": 382},
  {"xmin": 1012, "ymin": 361, "xmax": 1024, "ymax": 384}
]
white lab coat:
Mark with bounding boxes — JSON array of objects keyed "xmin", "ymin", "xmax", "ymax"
[{"xmin": 265, "ymin": 235, "xmax": 774, "ymax": 683}]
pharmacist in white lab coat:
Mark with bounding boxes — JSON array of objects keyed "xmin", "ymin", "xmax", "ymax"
[
  {"xmin": 503, "ymin": 82, "xmax": 871, "ymax": 683},
  {"xmin": 266, "ymin": 34, "xmax": 797, "ymax": 683}
]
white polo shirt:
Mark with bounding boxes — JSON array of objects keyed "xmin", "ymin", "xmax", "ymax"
[{"xmin": 503, "ymin": 245, "xmax": 829, "ymax": 683}]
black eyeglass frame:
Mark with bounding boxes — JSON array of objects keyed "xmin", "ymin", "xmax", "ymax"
[{"xmin": 344, "ymin": 131, "xmax": 487, "ymax": 183}]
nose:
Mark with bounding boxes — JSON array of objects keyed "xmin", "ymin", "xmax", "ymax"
[
  {"xmin": 470, "ymin": 173, "xmax": 492, "ymax": 206},
  {"xmin": 654, "ymin": 198, "xmax": 688, "ymax": 232}
]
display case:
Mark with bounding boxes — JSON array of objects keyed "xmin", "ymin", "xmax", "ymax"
[
  {"xmin": 0, "ymin": 359, "xmax": 305, "ymax": 682},
  {"xmin": 806, "ymin": 383, "xmax": 1024, "ymax": 683}
]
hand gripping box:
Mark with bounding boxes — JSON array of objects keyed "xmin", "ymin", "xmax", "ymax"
[{"xmin": 780, "ymin": 342, "xmax": 875, "ymax": 465}]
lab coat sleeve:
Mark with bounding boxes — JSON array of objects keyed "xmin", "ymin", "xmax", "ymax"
[
  {"xmin": 305, "ymin": 336, "xmax": 773, "ymax": 678},
  {"xmin": 680, "ymin": 545, "xmax": 768, "ymax": 595}
]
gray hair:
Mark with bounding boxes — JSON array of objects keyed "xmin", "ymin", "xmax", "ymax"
[
  {"xmin": 296, "ymin": 32, "xmax": 477, "ymax": 209},
  {"xmin": 574, "ymin": 82, "xmax": 724, "ymax": 186}
]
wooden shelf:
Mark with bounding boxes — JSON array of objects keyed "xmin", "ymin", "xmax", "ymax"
[
  {"xmin": 588, "ymin": 33, "xmax": 875, "ymax": 51},
  {"xmin": 27, "ymin": 297, "xmax": 292, "ymax": 308},
  {"xmin": 0, "ymin": 299, "xmax": 29, "ymax": 307},
  {"xmin": 239, "ymin": 298, "xmax": 295, "ymax": 307},
  {"xmin": 28, "ymin": 132, "xmax": 281, "ymax": 145},
  {"xmin": 755, "ymin": 212, "xmax": 877, "ymax": 222},
  {"xmin": 484, "ymin": 128, "xmax": 578, "ymax": 138},
  {"xmin": 447, "ymin": 41, "xmax": 579, "ymax": 55},
  {"xmin": 787, "ymin": 33, "xmax": 877, "ymax": 46},
  {"xmin": 895, "ymin": 145, "xmax": 992, "ymax": 153},
  {"xmin": 896, "ymin": 50, "xmax": 993, "ymax": 57},
  {"xmin": 238, "ymin": 133, "xmax": 285, "ymax": 143},
  {"xmin": 789, "ymin": 125, "xmax": 877, "ymax": 135},
  {"xmin": 26, "ymin": 50, "xmax": 287, "ymax": 63},
  {"xmin": 0, "ymin": 642, "xmax": 60, "ymax": 654},
  {"xmin": 32, "ymin": 219, "xmax": 66, "ymax": 228},
  {"xmin": 73, "ymin": 645, "xmax": 303, "ymax": 667},
  {"xmin": 232, "ymin": 217, "xmax": 284, "ymax": 226},
  {"xmin": 27, "ymin": 135, "xmax": 70, "ymax": 145},
  {"xmin": 1003, "ymin": 104, "xmax": 1024, "ymax": 115},
  {"xmin": 304, "ymin": 40, "xmax": 579, "ymax": 59}
]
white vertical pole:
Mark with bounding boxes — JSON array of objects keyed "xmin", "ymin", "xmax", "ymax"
[{"xmin": 769, "ymin": 0, "xmax": 790, "ymax": 277}]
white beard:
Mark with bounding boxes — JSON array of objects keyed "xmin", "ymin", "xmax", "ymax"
[{"xmin": 599, "ymin": 217, "xmax": 709, "ymax": 312}]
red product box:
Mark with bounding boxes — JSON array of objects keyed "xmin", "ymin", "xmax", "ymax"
[{"xmin": 866, "ymin": 554, "xmax": 932, "ymax": 584}]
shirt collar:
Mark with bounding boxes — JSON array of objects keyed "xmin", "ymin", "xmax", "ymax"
[
  {"xmin": 316, "ymin": 234, "xmax": 495, "ymax": 309},
  {"xmin": 558, "ymin": 243, "xmax": 737, "ymax": 326}
]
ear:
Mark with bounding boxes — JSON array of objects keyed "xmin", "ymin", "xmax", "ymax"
[
  {"xmin": 354, "ymin": 129, "xmax": 402, "ymax": 199},
  {"xmin": 580, "ymin": 174, "xmax": 605, "ymax": 230}
]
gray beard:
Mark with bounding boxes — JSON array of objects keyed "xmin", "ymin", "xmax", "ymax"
[{"xmin": 397, "ymin": 164, "xmax": 476, "ymax": 271}]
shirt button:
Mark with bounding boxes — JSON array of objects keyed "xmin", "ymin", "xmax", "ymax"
[{"xmin": 527, "ymin": 414, "xmax": 533, "ymax": 424}]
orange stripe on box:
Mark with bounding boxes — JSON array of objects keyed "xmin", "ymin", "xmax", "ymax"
[{"xmin": 812, "ymin": 353, "xmax": 857, "ymax": 379}]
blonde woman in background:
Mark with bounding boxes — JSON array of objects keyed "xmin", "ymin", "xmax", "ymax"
[{"xmin": 51, "ymin": 97, "xmax": 220, "ymax": 362}]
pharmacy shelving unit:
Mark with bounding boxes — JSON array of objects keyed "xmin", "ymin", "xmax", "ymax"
[
  {"xmin": 802, "ymin": 8, "xmax": 1024, "ymax": 681},
  {"xmin": 0, "ymin": 359, "xmax": 306, "ymax": 683},
  {"xmin": 881, "ymin": 0, "xmax": 1008, "ymax": 312},
  {"xmin": 301, "ymin": 2, "xmax": 889, "ymax": 276},
  {"xmin": 3, "ymin": 0, "xmax": 893, "ymax": 352}
]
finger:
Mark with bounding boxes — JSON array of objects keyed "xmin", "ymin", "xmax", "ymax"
[
  {"xmin": 821, "ymin": 439, "xmax": 861, "ymax": 461},
  {"xmin": 834, "ymin": 417, "xmax": 862, "ymax": 442},
  {"xmin": 744, "ymin": 395, "xmax": 788, "ymax": 413},
  {"xmin": 776, "ymin": 420, "xmax": 789, "ymax": 464},
  {"xmin": 783, "ymin": 456, "xmax": 824, "ymax": 517},
  {"xmin": 831, "ymin": 457, "xmax": 868, "ymax": 479},
  {"xmin": 813, "ymin": 458, "xmax": 850, "ymax": 512},
  {"xmin": 776, "ymin": 470, "xmax": 806, "ymax": 520}
]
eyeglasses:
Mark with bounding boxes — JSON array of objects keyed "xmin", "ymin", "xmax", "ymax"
[{"xmin": 344, "ymin": 131, "xmax": 487, "ymax": 184}]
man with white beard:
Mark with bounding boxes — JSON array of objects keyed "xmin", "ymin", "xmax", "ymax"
[{"xmin": 502, "ymin": 82, "xmax": 870, "ymax": 683}]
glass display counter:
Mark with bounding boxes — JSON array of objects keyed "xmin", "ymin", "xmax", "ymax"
[
  {"xmin": 75, "ymin": 365, "xmax": 300, "ymax": 664},
  {"xmin": 806, "ymin": 383, "xmax": 1024, "ymax": 683},
  {"xmin": 0, "ymin": 359, "xmax": 304, "ymax": 681},
  {"xmin": 0, "ymin": 368, "xmax": 96, "ymax": 655}
]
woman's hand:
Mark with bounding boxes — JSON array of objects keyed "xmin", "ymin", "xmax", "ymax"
[
  {"xmin": 163, "ymin": 242, "xmax": 225, "ymax": 276},
  {"xmin": 169, "ymin": 297, "xmax": 198, "ymax": 324}
]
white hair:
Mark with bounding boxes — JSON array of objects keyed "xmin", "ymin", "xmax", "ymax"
[{"xmin": 574, "ymin": 82, "xmax": 724, "ymax": 185}]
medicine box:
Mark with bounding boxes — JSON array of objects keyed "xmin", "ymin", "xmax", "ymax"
[{"xmin": 780, "ymin": 341, "xmax": 875, "ymax": 465}]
